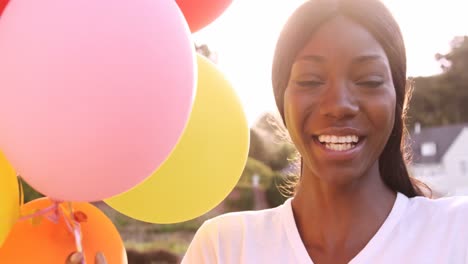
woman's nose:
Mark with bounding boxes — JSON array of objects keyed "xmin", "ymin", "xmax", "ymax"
[{"xmin": 319, "ymin": 80, "xmax": 359, "ymax": 120}]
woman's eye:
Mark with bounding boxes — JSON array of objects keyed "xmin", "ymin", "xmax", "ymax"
[
  {"xmin": 295, "ymin": 80, "xmax": 324, "ymax": 87},
  {"xmin": 357, "ymin": 80, "xmax": 384, "ymax": 88}
]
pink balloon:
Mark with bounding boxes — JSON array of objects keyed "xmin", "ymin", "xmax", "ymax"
[{"xmin": 0, "ymin": 0, "xmax": 196, "ymax": 201}]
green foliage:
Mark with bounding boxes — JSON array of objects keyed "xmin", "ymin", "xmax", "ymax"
[
  {"xmin": 239, "ymin": 113, "xmax": 298, "ymax": 209},
  {"xmin": 108, "ymin": 207, "xmax": 203, "ymax": 234},
  {"xmin": 195, "ymin": 44, "xmax": 212, "ymax": 58},
  {"xmin": 238, "ymin": 158, "xmax": 276, "ymax": 188},
  {"xmin": 195, "ymin": 43, "xmax": 217, "ymax": 63},
  {"xmin": 149, "ymin": 220, "xmax": 202, "ymax": 234},
  {"xmin": 248, "ymin": 128, "xmax": 267, "ymax": 162},
  {"xmin": 125, "ymin": 240, "xmax": 189, "ymax": 256},
  {"xmin": 408, "ymin": 36, "xmax": 468, "ymax": 128},
  {"xmin": 266, "ymin": 173, "xmax": 295, "ymax": 208},
  {"xmin": 224, "ymin": 186, "xmax": 254, "ymax": 211},
  {"xmin": 268, "ymin": 143, "xmax": 297, "ymax": 171},
  {"xmin": 248, "ymin": 113, "xmax": 296, "ymax": 172},
  {"xmin": 113, "ymin": 214, "xmax": 131, "ymax": 228},
  {"xmin": 21, "ymin": 179, "xmax": 44, "ymax": 203}
]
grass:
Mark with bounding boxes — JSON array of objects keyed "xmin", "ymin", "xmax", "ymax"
[
  {"xmin": 147, "ymin": 220, "xmax": 203, "ymax": 234},
  {"xmin": 125, "ymin": 237, "xmax": 191, "ymax": 255}
]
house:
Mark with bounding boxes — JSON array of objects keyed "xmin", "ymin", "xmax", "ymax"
[{"xmin": 409, "ymin": 123, "xmax": 468, "ymax": 196}]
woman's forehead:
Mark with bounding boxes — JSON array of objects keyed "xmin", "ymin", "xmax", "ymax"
[{"xmin": 295, "ymin": 16, "xmax": 389, "ymax": 65}]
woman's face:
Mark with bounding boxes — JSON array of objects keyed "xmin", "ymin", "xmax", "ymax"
[{"xmin": 284, "ymin": 16, "xmax": 396, "ymax": 185}]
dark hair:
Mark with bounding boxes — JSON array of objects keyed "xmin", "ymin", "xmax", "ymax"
[{"xmin": 272, "ymin": 0, "xmax": 427, "ymax": 197}]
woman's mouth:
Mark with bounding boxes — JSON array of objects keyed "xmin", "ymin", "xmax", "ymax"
[
  {"xmin": 310, "ymin": 126, "xmax": 367, "ymax": 160},
  {"xmin": 316, "ymin": 134, "xmax": 360, "ymax": 151},
  {"xmin": 310, "ymin": 134, "xmax": 366, "ymax": 161}
]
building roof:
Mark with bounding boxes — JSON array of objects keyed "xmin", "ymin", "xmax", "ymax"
[{"xmin": 409, "ymin": 123, "xmax": 467, "ymax": 164}]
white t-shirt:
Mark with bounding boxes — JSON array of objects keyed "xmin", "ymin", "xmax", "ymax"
[{"xmin": 182, "ymin": 193, "xmax": 468, "ymax": 263}]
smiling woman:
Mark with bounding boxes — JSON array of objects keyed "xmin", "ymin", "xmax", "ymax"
[
  {"xmin": 182, "ymin": 0, "xmax": 468, "ymax": 263},
  {"xmin": 283, "ymin": 14, "xmax": 405, "ymax": 190}
]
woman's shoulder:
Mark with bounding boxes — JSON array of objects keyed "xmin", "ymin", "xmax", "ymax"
[
  {"xmin": 396, "ymin": 194, "xmax": 468, "ymax": 248},
  {"xmin": 202, "ymin": 200, "xmax": 289, "ymax": 234},
  {"xmin": 404, "ymin": 194, "xmax": 468, "ymax": 221},
  {"xmin": 181, "ymin": 200, "xmax": 292, "ymax": 263},
  {"xmin": 196, "ymin": 200, "xmax": 290, "ymax": 238},
  {"xmin": 408, "ymin": 194, "xmax": 468, "ymax": 210}
]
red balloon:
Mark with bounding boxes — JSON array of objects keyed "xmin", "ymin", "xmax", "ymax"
[
  {"xmin": 0, "ymin": 0, "xmax": 8, "ymax": 15},
  {"xmin": 176, "ymin": 0, "xmax": 233, "ymax": 33}
]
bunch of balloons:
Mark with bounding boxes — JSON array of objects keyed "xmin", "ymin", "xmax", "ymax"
[{"xmin": 0, "ymin": 0, "xmax": 248, "ymax": 263}]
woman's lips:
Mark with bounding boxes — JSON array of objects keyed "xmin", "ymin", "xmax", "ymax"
[{"xmin": 312, "ymin": 135, "xmax": 366, "ymax": 161}]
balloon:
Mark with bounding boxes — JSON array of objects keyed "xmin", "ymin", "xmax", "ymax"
[
  {"xmin": 0, "ymin": 0, "xmax": 196, "ymax": 201},
  {"xmin": 106, "ymin": 55, "xmax": 249, "ymax": 223},
  {"xmin": 176, "ymin": 0, "xmax": 233, "ymax": 32},
  {"xmin": 0, "ymin": 0, "xmax": 8, "ymax": 15},
  {"xmin": 0, "ymin": 198, "xmax": 127, "ymax": 263},
  {"xmin": 0, "ymin": 152, "xmax": 19, "ymax": 248}
]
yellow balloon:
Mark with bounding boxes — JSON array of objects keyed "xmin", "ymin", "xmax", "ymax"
[
  {"xmin": 0, "ymin": 152, "xmax": 19, "ymax": 247},
  {"xmin": 105, "ymin": 55, "xmax": 249, "ymax": 223}
]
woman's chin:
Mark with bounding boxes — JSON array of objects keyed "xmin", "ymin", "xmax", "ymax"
[{"xmin": 307, "ymin": 167, "xmax": 368, "ymax": 187}]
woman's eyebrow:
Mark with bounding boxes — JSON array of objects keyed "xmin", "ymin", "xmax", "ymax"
[
  {"xmin": 295, "ymin": 54, "xmax": 386, "ymax": 65},
  {"xmin": 351, "ymin": 54, "xmax": 386, "ymax": 65},
  {"xmin": 296, "ymin": 54, "xmax": 326, "ymax": 64}
]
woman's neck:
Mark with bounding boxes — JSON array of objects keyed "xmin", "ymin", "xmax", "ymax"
[{"xmin": 291, "ymin": 163, "xmax": 396, "ymax": 263}]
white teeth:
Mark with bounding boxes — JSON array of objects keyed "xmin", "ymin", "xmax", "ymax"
[
  {"xmin": 318, "ymin": 134, "xmax": 360, "ymax": 144},
  {"xmin": 325, "ymin": 143, "xmax": 355, "ymax": 151}
]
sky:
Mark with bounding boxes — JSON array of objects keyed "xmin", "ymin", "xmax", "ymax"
[{"xmin": 192, "ymin": 0, "xmax": 468, "ymax": 126}]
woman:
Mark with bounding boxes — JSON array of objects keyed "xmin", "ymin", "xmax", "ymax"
[{"xmin": 182, "ymin": 0, "xmax": 468, "ymax": 263}]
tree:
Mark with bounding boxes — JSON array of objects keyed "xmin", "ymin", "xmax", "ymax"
[
  {"xmin": 239, "ymin": 112, "xmax": 298, "ymax": 209},
  {"xmin": 21, "ymin": 178, "xmax": 44, "ymax": 203},
  {"xmin": 248, "ymin": 128, "xmax": 267, "ymax": 163},
  {"xmin": 408, "ymin": 36, "xmax": 468, "ymax": 128},
  {"xmin": 248, "ymin": 113, "xmax": 296, "ymax": 172},
  {"xmin": 195, "ymin": 43, "xmax": 218, "ymax": 63}
]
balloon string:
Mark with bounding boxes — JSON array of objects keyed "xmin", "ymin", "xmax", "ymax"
[
  {"xmin": 18, "ymin": 199, "xmax": 86, "ymax": 264},
  {"xmin": 17, "ymin": 201, "xmax": 60, "ymax": 222},
  {"xmin": 65, "ymin": 201, "xmax": 85, "ymax": 264}
]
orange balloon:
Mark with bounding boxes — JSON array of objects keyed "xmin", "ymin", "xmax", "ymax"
[{"xmin": 0, "ymin": 198, "xmax": 127, "ymax": 263}]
